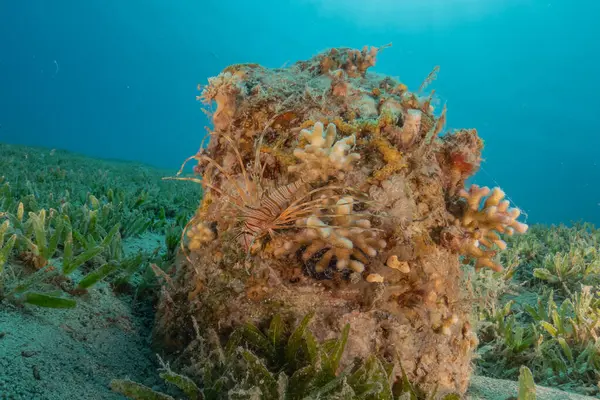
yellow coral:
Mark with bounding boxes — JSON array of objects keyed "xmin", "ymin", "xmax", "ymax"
[
  {"xmin": 386, "ymin": 255, "xmax": 410, "ymax": 273},
  {"xmin": 454, "ymin": 185, "xmax": 528, "ymax": 271},
  {"xmin": 370, "ymin": 136, "xmax": 407, "ymax": 182},
  {"xmin": 198, "ymin": 192, "xmax": 213, "ymax": 219},
  {"xmin": 329, "ymin": 117, "xmax": 359, "ymax": 135},
  {"xmin": 366, "ymin": 273, "xmax": 384, "ymax": 283}
]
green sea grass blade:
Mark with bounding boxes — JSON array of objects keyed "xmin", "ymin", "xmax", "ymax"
[
  {"xmin": 369, "ymin": 358, "xmax": 393, "ymax": 399},
  {"xmin": 268, "ymin": 314, "xmax": 285, "ymax": 349},
  {"xmin": 557, "ymin": 337, "xmax": 574, "ymax": 363},
  {"xmin": 24, "ymin": 292, "xmax": 76, "ymax": 308},
  {"xmin": 87, "ymin": 208, "xmax": 98, "ymax": 234},
  {"xmin": 63, "ymin": 244, "xmax": 104, "ymax": 275},
  {"xmin": 517, "ymin": 365, "xmax": 536, "ymax": 400},
  {"xmin": 286, "ymin": 312, "xmax": 314, "ymax": 366},
  {"xmin": 29, "ymin": 210, "xmax": 47, "ymax": 254},
  {"xmin": 398, "ymin": 360, "xmax": 419, "ymax": 400},
  {"xmin": 89, "ymin": 194, "xmax": 100, "ymax": 210},
  {"xmin": 539, "ymin": 321, "xmax": 558, "ymax": 337},
  {"xmin": 101, "ymin": 223, "xmax": 121, "ymax": 246},
  {"xmin": 16, "ymin": 202, "xmax": 24, "ymax": 221},
  {"xmin": 304, "ymin": 362, "xmax": 356, "ymax": 400},
  {"xmin": 327, "ymin": 323, "xmax": 350, "ymax": 374},
  {"xmin": 0, "ymin": 220, "xmax": 9, "ymax": 244},
  {"xmin": 347, "ymin": 357, "xmax": 386, "ymax": 397},
  {"xmin": 110, "ymin": 379, "xmax": 174, "ymax": 400},
  {"xmin": 43, "ymin": 215, "xmax": 64, "ymax": 260},
  {"xmin": 72, "ymin": 229, "xmax": 91, "ymax": 248},
  {"xmin": 0, "ymin": 234, "xmax": 16, "ymax": 273},
  {"xmin": 532, "ymin": 268, "xmax": 559, "ymax": 283},
  {"xmin": 287, "ymin": 364, "xmax": 315, "ymax": 398},
  {"xmin": 62, "ymin": 231, "xmax": 73, "ymax": 271},
  {"xmin": 225, "ymin": 329, "xmax": 244, "ymax": 357},
  {"xmin": 63, "ymin": 224, "xmax": 120, "ymax": 275},
  {"xmin": 241, "ymin": 349, "xmax": 278, "ymax": 399},
  {"xmin": 77, "ymin": 263, "xmax": 118, "ymax": 289},
  {"xmin": 303, "ymin": 330, "xmax": 319, "ymax": 364},
  {"xmin": 239, "ymin": 322, "xmax": 275, "ymax": 357},
  {"xmin": 159, "ymin": 369, "xmax": 202, "ymax": 400}
]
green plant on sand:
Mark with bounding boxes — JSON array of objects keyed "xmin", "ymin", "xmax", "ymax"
[
  {"xmin": 0, "ymin": 143, "xmax": 200, "ymax": 309},
  {"xmin": 474, "ymin": 223, "xmax": 600, "ymax": 396},
  {"xmin": 111, "ymin": 313, "xmax": 460, "ymax": 400}
]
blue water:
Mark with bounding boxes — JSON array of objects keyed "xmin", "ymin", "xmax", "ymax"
[{"xmin": 0, "ymin": 0, "xmax": 598, "ymax": 225}]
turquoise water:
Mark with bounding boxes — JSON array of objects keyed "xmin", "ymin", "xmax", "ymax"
[
  {"xmin": 0, "ymin": 0, "xmax": 598, "ymax": 223},
  {"xmin": 1, "ymin": 3, "xmax": 600, "ymax": 399}
]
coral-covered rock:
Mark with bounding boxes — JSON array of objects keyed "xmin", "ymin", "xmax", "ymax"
[{"xmin": 155, "ymin": 46, "xmax": 527, "ymax": 398}]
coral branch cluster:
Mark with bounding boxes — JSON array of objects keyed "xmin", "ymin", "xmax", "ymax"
[
  {"xmin": 288, "ymin": 122, "xmax": 360, "ymax": 182},
  {"xmin": 445, "ymin": 185, "xmax": 529, "ymax": 272},
  {"xmin": 274, "ymin": 196, "xmax": 386, "ymax": 274}
]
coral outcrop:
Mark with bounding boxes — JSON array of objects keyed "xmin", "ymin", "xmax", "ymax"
[{"xmin": 155, "ymin": 46, "xmax": 528, "ymax": 397}]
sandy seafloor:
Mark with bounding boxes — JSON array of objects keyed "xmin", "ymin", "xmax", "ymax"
[
  {"xmin": 1, "ymin": 249, "xmax": 596, "ymax": 400},
  {"xmin": 0, "ymin": 234, "xmax": 170, "ymax": 400}
]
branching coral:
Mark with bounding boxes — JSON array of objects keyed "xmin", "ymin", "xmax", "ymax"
[
  {"xmin": 445, "ymin": 185, "xmax": 528, "ymax": 272},
  {"xmin": 288, "ymin": 122, "xmax": 360, "ymax": 182},
  {"xmin": 274, "ymin": 196, "xmax": 386, "ymax": 274}
]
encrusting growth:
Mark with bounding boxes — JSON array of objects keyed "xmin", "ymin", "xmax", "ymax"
[
  {"xmin": 155, "ymin": 46, "xmax": 529, "ymax": 399},
  {"xmin": 197, "ymin": 71, "xmax": 247, "ymax": 131},
  {"xmin": 186, "ymin": 221, "xmax": 216, "ymax": 251}
]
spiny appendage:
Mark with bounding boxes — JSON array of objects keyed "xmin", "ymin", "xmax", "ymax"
[{"xmin": 233, "ymin": 178, "xmax": 311, "ymax": 251}]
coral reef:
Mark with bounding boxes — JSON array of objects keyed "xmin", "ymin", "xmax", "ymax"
[{"xmin": 154, "ymin": 46, "xmax": 528, "ymax": 398}]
